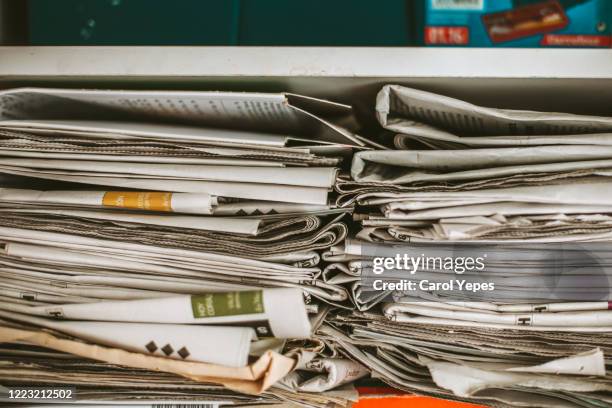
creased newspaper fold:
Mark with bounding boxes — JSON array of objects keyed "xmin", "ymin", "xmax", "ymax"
[
  {"xmin": 0, "ymin": 87, "xmax": 361, "ymax": 146},
  {"xmin": 0, "ymin": 127, "xmax": 339, "ymax": 166},
  {"xmin": 277, "ymin": 350, "xmax": 368, "ymax": 393},
  {"xmin": 0, "ymin": 309, "xmax": 253, "ymax": 367},
  {"xmin": 0, "ymin": 325, "xmax": 295, "ymax": 394},
  {"xmin": 319, "ymin": 312, "xmax": 612, "ymax": 407},
  {"xmin": 376, "ymin": 84, "xmax": 612, "ymax": 148},
  {"xmin": 423, "ymin": 350, "xmax": 607, "ymax": 398},
  {"xmin": 0, "ymin": 211, "xmax": 348, "ymax": 258}
]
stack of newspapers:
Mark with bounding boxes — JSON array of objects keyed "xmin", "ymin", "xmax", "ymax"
[
  {"xmin": 2, "ymin": 85, "xmax": 612, "ymax": 407},
  {"xmin": 0, "ymin": 87, "xmax": 367, "ymax": 406},
  {"xmin": 344, "ymin": 85, "xmax": 612, "ymax": 244},
  {"xmin": 323, "ymin": 85, "xmax": 612, "ymax": 407},
  {"xmin": 0, "ymin": 87, "xmax": 361, "ymax": 305}
]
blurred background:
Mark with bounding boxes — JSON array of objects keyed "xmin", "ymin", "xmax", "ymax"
[{"xmin": 0, "ymin": 0, "xmax": 610, "ymax": 47}]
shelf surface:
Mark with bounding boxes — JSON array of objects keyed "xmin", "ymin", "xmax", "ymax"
[{"xmin": 0, "ymin": 47, "xmax": 611, "ymax": 79}]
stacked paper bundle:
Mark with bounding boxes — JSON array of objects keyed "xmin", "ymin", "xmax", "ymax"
[
  {"xmin": 326, "ymin": 239, "xmax": 612, "ymax": 310},
  {"xmin": 2, "ymin": 85, "xmax": 612, "ymax": 408},
  {"xmin": 342, "ymin": 85, "xmax": 612, "ymax": 244},
  {"xmin": 322, "ymin": 86, "xmax": 612, "ymax": 407},
  {"xmin": 0, "ymin": 341, "xmax": 366, "ymax": 407},
  {"xmin": 0, "ymin": 87, "xmax": 371, "ymax": 404},
  {"xmin": 0, "ymin": 342, "xmax": 276, "ymax": 405},
  {"xmin": 0, "ymin": 88, "xmax": 364, "ymax": 304},
  {"xmin": 320, "ymin": 311, "xmax": 611, "ymax": 408}
]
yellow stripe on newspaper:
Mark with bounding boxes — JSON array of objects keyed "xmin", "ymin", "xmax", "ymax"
[{"xmin": 102, "ymin": 192, "xmax": 172, "ymax": 212}]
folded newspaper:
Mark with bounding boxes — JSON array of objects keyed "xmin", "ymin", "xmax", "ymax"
[
  {"xmin": 348, "ymin": 99, "xmax": 612, "ymax": 242},
  {"xmin": 376, "ymin": 84, "xmax": 612, "ymax": 149}
]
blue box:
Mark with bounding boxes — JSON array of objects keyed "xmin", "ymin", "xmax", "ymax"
[{"xmin": 420, "ymin": 0, "xmax": 611, "ymax": 47}]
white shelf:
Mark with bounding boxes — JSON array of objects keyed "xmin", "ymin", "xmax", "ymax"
[{"xmin": 0, "ymin": 46, "xmax": 610, "ymax": 79}]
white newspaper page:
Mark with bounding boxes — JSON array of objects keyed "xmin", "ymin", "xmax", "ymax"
[
  {"xmin": 0, "ymin": 309, "xmax": 252, "ymax": 367},
  {"xmin": 0, "ymin": 87, "xmax": 360, "ymax": 145},
  {"xmin": 377, "ymin": 84, "xmax": 612, "ymax": 136},
  {"xmin": 15, "ymin": 288, "xmax": 312, "ymax": 339}
]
